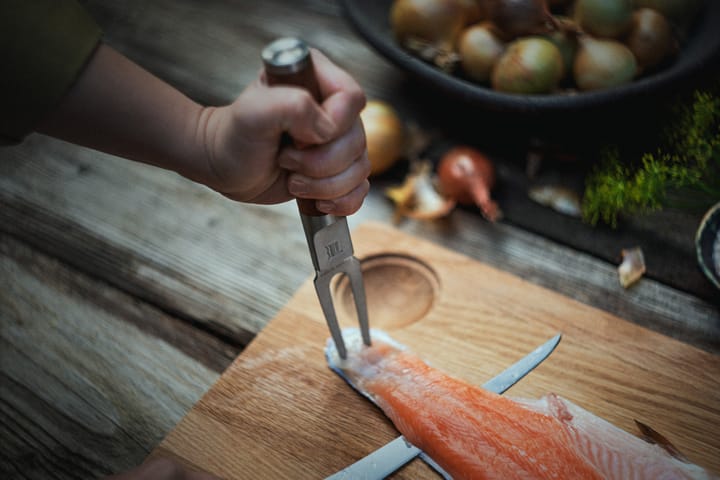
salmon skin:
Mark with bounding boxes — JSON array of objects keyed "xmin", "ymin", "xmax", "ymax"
[{"xmin": 326, "ymin": 328, "xmax": 717, "ymax": 480}]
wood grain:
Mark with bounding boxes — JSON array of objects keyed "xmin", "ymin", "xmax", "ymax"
[
  {"xmin": 0, "ymin": 1, "xmax": 716, "ymax": 479},
  {"xmin": 154, "ymin": 222, "xmax": 720, "ymax": 479},
  {"xmin": 0, "ymin": 234, "xmax": 223, "ymax": 478},
  {"xmin": 3, "ymin": 134, "xmax": 718, "ymax": 357}
]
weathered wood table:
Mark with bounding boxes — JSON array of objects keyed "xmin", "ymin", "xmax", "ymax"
[{"xmin": 1, "ymin": 1, "xmax": 718, "ymax": 478}]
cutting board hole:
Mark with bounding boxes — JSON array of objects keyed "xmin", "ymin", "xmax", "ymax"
[{"xmin": 333, "ymin": 254, "xmax": 439, "ymax": 329}]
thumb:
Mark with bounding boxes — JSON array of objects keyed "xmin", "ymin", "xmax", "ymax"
[{"xmin": 263, "ymin": 85, "xmax": 336, "ymax": 145}]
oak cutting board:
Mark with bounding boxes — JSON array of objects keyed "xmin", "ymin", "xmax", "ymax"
[{"xmin": 153, "ymin": 221, "xmax": 720, "ymax": 478}]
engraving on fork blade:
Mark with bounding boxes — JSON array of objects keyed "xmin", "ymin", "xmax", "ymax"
[{"xmin": 309, "ymin": 216, "xmax": 371, "ymax": 357}]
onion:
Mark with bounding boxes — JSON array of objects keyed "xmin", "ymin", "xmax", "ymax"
[
  {"xmin": 360, "ymin": 100, "xmax": 406, "ymax": 176},
  {"xmin": 486, "ymin": 0, "xmax": 554, "ymax": 40},
  {"xmin": 626, "ymin": 8, "xmax": 676, "ymax": 71},
  {"xmin": 573, "ymin": 35, "xmax": 637, "ymax": 91},
  {"xmin": 385, "ymin": 161, "xmax": 455, "ymax": 222},
  {"xmin": 491, "ymin": 37, "xmax": 565, "ymax": 94},
  {"xmin": 390, "ymin": 0, "xmax": 466, "ymax": 51},
  {"xmin": 633, "ymin": 0, "xmax": 703, "ymax": 24},
  {"xmin": 457, "ymin": 22, "xmax": 506, "ymax": 83},
  {"xmin": 456, "ymin": 0, "xmax": 486, "ymax": 25},
  {"xmin": 437, "ymin": 146, "xmax": 500, "ymax": 221},
  {"xmin": 574, "ymin": 0, "xmax": 633, "ymax": 39}
]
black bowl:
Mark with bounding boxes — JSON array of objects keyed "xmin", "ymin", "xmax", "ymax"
[
  {"xmin": 338, "ymin": 0, "xmax": 720, "ymax": 114},
  {"xmin": 696, "ymin": 202, "xmax": 720, "ymax": 290}
]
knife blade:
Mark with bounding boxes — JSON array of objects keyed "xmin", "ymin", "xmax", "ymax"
[{"xmin": 325, "ymin": 334, "xmax": 562, "ymax": 480}]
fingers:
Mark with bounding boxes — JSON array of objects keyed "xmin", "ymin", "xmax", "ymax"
[
  {"xmin": 258, "ymin": 50, "xmax": 365, "ymax": 144},
  {"xmin": 310, "ymin": 49, "xmax": 366, "ymax": 135},
  {"xmin": 279, "ymin": 118, "xmax": 370, "ymax": 214},
  {"xmin": 316, "ymin": 178, "xmax": 371, "ymax": 216},
  {"xmin": 255, "ymin": 50, "xmax": 369, "ymax": 214},
  {"xmin": 279, "ymin": 119, "xmax": 366, "ymax": 176},
  {"xmin": 261, "ymin": 85, "xmax": 336, "ymax": 145}
]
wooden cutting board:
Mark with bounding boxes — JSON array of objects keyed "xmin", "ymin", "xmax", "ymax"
[{"xmin": 153, "ymin": 222, "xmax": 720, "ymax": 478}]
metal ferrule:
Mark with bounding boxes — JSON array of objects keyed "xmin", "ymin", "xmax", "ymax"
[{"xmin": 261, "ymin": 37, "xmax": 310, "ymax": 75}]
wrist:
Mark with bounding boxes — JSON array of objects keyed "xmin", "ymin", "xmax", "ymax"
[{"xmin": 176, "ymin": 104, "xmax": 227, "ymax": 191}]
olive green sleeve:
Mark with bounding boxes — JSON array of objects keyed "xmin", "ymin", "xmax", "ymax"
[{"xmin": 0, "ymin": 0, "xmax": 102, "ymax": 144}]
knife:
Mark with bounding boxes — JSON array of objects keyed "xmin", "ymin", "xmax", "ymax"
[
  {"xmin": 325, "ymin": 333, "xmax": 562, "ymax": 480},
  {"xmin": 261, "ymin": 38, "xmax": 371, "ymax": 358}
]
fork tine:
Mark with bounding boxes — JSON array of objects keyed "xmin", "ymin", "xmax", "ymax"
[
  {"xmin": 344, "ymin": 257, "xmax": 371, "ymax": 347},
  {"xmin": 315, "ymin": 257, "xmax": 371, "ymax": 359},
  {"xmin": 314, "ymin": 274, "xmax": 346, "ymax": 359}
]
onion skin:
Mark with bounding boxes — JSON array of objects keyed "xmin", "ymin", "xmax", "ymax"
[
  {"xmin": 544, "ymin": 16, "xmax": 579, "ymax": 79},
  {"xmin": 390, "ymin": 0, "xmax": 466, "ymax": 50},
  {"xmin": 574, "ymin": 0, "xmax": 633, "ymax": 39},
  {"xmin": 491, "ymin": 37, "xmax": 565, "ymax": 94},
  {"xmin": 456, "ymin": 0, "xmax": 486, "ymax": 24},
  {"xmin": 486, "ymin": 0, "xmax": 554, "ymax": 40},
  {"xmin": 626, "ymin": 8, "xmax": 676, "ymax": 71},
  {"xmin": 458, "ymin": 22, "xmax": 506, "ymax": 83},
  {"xmin": 437, "ymin": 146, "xmax": 500, "ymax": 221},
  {"xmin": 360, "ymin": 100, "xmax": 406, "ymax": 176},
  {"xmin": 633, "ymin": 0, "xmax": 703, "ymax": 24},
  {"xmin": 573, "ymin": 36, "xmax": 637, "ymax": 91}
]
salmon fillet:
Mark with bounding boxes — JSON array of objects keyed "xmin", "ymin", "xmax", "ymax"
[{"xmin": 326, "ymin": 329, "xmax": 717, "ymax": 480}]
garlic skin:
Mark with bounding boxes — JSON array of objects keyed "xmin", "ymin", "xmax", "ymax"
[
  {"xmin": 528, "ymin": 185, "xmax": 582, "ymax": 217},
  {"xmin": 618, "ymin": 247, "xmax": 646, "ymax": 288}
]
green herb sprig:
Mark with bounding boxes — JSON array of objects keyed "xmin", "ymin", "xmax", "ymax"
[{"xmin": 582, "ymin": 89, "xmax": 720, "ymax": 227}]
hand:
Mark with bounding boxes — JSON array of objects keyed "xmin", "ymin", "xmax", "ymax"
[
  {"xmin": 106, "ymin": 457, "xmax": 220, "ymax": 480},
  {"xmin": 37, "ymin": 45, "xmax": 369, "ymax": 216},
  {"xmin": 196, "ymin": 49, "xmax": 370, "ymax": 215}
]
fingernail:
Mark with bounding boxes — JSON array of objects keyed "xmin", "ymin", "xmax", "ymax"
[
  {"xmin": 315, "ymin": 114, "xmax": 335, "ymax": 141},
  {"xmin": 316, "ymin": 200, "xmax": 335, "ymax": 213},
  {"xmin": 288, "ymin": 177, "xmax": 307, "ymax": 196},
  {"xmin": 279, "ymin": 150, "xmax": 300, "ymax": 169}
]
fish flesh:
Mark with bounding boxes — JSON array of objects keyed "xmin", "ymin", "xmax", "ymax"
[{"xmin": 326, "ymin": 329, "xmax": 717, "ymax": 480}]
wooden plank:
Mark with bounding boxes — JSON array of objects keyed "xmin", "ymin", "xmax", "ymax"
[
  {"xmin": 2, "ymin": 0, "xmax": 717, "ymax": 348},
  {"xmin": 2, "ymin": 136, "xmax": 717, "ymax": 355},
  {"xmin": 1, "ymin": 136, "xmax": 312, "ymax": 345},
  {"xmin": 82, "ymin": 0, "xmax": 403, "ymax": 106},
  {"xmin": 2, "ymin": 133, "xmax": 718, "ymax": 354},
  {"xmin": 356, "ymin": 188, "xmax": 720, "ymax": 353},
  {"xmin": 154, "ymin": 222, "xmax": 720, "ymax": 479},
  {"xmin": 0, "ymin": 234, "xmax": 228, "ymax": 478}
]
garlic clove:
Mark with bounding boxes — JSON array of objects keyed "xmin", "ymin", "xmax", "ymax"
[
  {"xmin": 528, "ymin": 185, "xmax": 582, "ymax": 217},
  {"xmin": 618, "ymin": 246, "xmax": 646, "ymax": 288}
]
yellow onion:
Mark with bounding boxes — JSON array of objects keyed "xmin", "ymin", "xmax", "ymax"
[
  {"xmin": 456, "ymin": 0, "xmax": 486, "ymax": 25},
  {"xmin": 633, "ymin": 0, "xmax": 703, "ymax": 24},
  {"xmin": 626, "ymin": 8, "xmax": 676, "ymax": 71},
  {"xmin": 573, "ymin": 36, "xmax": 637, "ymax": 91},
  {"xmin": 574, "ymin": 0, "xmax": 633, "ymax": 39},
  {"xmin": 360, "ymin": 100, "xmax": 406, "ymax": 176},
  {"xmin": 390, "ymin": 0, "xmax": 466, "ymax": 51},
  {"xmin": 458, "ymin": 22, "xmax": 506, "ymax": 83},
  {"xmin": 492, "ymin": 37, "xmax": 565, "ymax": 94},
  {"xmin": 486, "ymin": 0, "xmax": 554, "ymax": 40}
]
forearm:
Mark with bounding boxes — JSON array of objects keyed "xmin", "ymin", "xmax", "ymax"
[{"xmin": 37, "ymin": 43, "xmax": 211, "ymax": 182}]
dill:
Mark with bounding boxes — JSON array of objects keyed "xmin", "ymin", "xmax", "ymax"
[{"xmin": 582, "ymin": 89, "xmax": 720, "ymax": 228}]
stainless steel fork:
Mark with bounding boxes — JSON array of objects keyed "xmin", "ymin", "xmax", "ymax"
[{"xmin": 262, "ymin": 37, "xmax": 371, "ymax": 358}]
